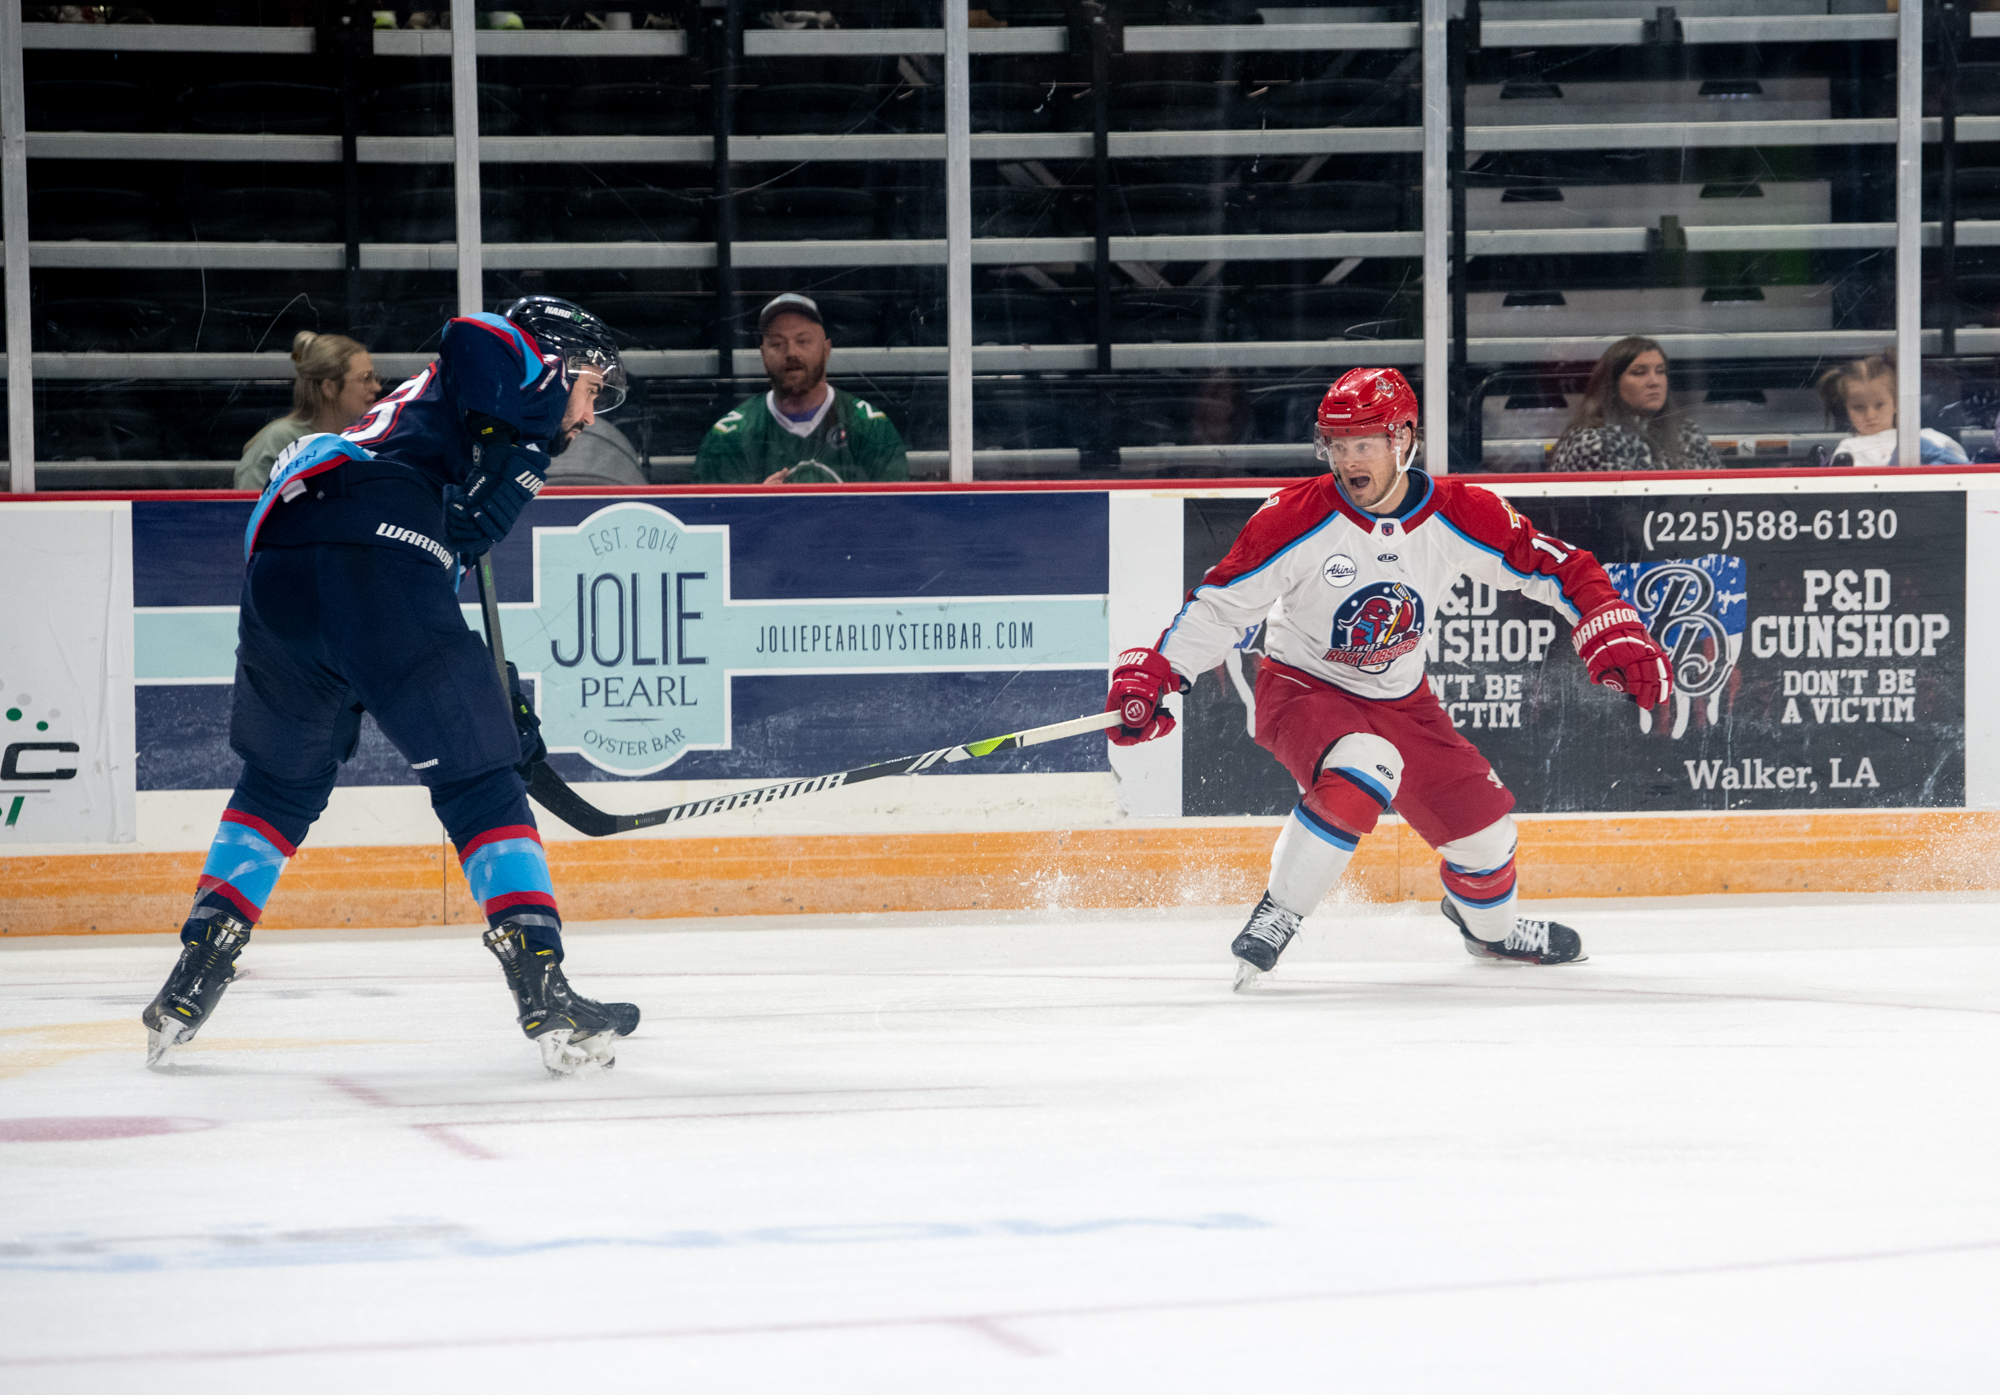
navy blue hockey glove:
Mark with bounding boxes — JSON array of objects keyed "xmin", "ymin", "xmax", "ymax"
[
  {"xmin": 504, "ymin": 661, "xmax": 547, "ymax": 773},
  {"xmin": 445, "ymin": 443, "xmax": 547, "ymax": 556}
]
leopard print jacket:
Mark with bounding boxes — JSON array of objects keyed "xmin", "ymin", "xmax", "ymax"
[{"xmin": 1551, "ymin": 416, "xmax": 1722, "ymax": 472}]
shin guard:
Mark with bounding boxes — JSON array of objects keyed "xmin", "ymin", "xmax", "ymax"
[
  {"xmin": 439, "ymin": 768, "xmax": 565, "ymax": 957},
  {"xmin": 184, "ymin": 808, "xmax": 299, "ymax": 942},
  {"xmin": 1268, "ymin": 805, "xmax": 1358, "ymax": 917},
  {"xmin": 1436, "ymin": 815, "xmax": 1520, "ymax": 942},
  {"xmin": 458, "ymin": 823, "xmax": 563, "ymax": 955},
  {"xmin": 1269, "ymin": 732, "xmax": 1404, "ymax": 916}
]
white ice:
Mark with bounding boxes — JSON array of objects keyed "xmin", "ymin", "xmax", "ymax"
[{"xmin": 3, "ymin": 894, "xmax": 1998, "ymax": 1393}]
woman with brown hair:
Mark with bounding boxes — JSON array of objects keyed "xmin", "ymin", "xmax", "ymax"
[
  {"xmin": 1551, "ymin": 335, "xmax": 1721, "ymax": 472},
  {"xmin": 232, "ymin": 331, "xmax": 381, "ymax": 490}
]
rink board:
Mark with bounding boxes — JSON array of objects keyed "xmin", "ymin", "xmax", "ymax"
[{"xmin": 5, "ymin": 468, "xmax": 2000, "ymax": 933}]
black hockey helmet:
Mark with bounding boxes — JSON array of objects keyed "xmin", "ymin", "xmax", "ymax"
[{"xmin": 503, "ymin": 296, "xmax": 628, "ymax": 414}]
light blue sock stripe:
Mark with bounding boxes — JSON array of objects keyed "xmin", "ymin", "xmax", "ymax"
[
  {"xmin": 1292, "ymin": 806, "xmax": 1359, "ymax": 852},
  {"xmin": 1333, "ymin": 764, "xmax": 1393, "ymax": 807},
  {"xmin": 463, "ymin": 838, "xmax": 556, "ymax": 904},
  {"xmin": 201, "ymin": 822, "xmax": 289, "ymax": 909}
]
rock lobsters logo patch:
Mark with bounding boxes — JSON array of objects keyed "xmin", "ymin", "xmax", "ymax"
[{"xmin": 1326, "ymin": 581, "xmax": 1426, "ymax": 674}]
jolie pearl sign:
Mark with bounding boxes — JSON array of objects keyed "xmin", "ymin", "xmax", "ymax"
[{"xmin": 500, "ymin": 503, "xmax": 1110, "ymax": 775}]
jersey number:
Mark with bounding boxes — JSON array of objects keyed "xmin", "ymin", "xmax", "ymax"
[{"xmin": 345, "ymin": 364, "xmax": 435, "ymax": 446}]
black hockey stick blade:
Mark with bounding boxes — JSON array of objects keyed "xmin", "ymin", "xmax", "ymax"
[
  {"xmin": 525, "ymin": 760, "xmax": 626, "ymax": 838},
  {"xmin": 523, "ymin": 706, "xmax": 1141, "ymax": 838}
]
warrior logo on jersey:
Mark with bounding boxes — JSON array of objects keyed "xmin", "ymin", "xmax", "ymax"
[{"xmin": 1325, "ymin": 581, "xmax": 1426, "ymax": 673}]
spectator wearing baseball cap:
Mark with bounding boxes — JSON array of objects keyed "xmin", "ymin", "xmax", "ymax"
[{"xmin": 693, "ymin": 293, "xmax": 910, "ymax": 484}]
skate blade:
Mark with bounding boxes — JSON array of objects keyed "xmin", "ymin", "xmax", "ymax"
[
  {"xmin": 144, "ymin": 1019, "xmax": 193, "ymax": 1069},
  {"xmin": 1231, "ymin": 959, "xmax": 1265, "ymax": 993},
  {"xmin": 537, "ymin": 1028, "xmax": 617, "ymax": 1077}
]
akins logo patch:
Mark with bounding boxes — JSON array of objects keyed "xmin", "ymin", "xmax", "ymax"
[
  {"xmin": 1322, "ymin": 554, "xmax": 1358, "ymax": 588},
  {"xmin": 1326, "ymin": 580, "xmax": 1426, "ymax": 674}
]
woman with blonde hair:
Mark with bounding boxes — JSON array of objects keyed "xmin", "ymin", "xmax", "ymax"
[
  {"xmin": 1816, "ymin": 349, "xmax": 1966, "ymax": 468},
  {"xmin": 1552, "ymin": 335, "xmax": 1721, "ymax": 472},
  {"xmin": 232, "ymin": 330, "xmax": 381, "ymax": 490}
]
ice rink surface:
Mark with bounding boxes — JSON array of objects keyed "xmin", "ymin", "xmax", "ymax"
[{"xmin": 3, "ymin": 893, "xmax": 1998, "ymax": 1394}]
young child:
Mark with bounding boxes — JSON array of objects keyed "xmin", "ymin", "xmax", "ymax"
[{"xmin": 1818, "ymin": 351, "xmax": 1967, "ymax": 468}]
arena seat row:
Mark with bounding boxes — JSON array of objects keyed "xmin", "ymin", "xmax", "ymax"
[
  {"xmin": 23, "ymin": 176, "xmax": 1408, "ymax": 244},
  {"xmin": 39, "ymin": 270, "xmax": 2000, "ymax": 358},
  {"xmin": 54, "ymin": 368, "xmax": 1989, "ymax": 468},
  {"xmin": 26, "ymin": 286, "xmax": 1415, "ymax": 355},
  {"xmin": 24, "ymin": 77, "xmax": 1414, "ymax": 137},
  {"xmin": 43, "ymin": 67, "xmax": 2000, "ymax": 142},
  {"xmin": 64, "ymin": 168, "xmax": 1998, "ymax": 244},
  {"xmin": 612, "ymin": 379, "xmax": 1321, "ymax": 457},
  {"xmin": 36, "ymin": 399, "xmax": 291, "ymax": 463},
  {"xmin": 30, "ymin": 378, "xmax": 1326, "ymax": 464}
]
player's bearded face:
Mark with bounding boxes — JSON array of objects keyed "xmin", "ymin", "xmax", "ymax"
[
  {"xmin": 1323, "ymin": 431, "xmax": 1404, "ymax": 510},
  {"xmin": 558, "ymin": 370, "xmax": 603, "ymax": 448}
]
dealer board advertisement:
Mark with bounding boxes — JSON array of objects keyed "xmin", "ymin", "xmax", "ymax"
[
  {"xmin": 129, "ymin": 491, "xmax": 1113, "ymax": 794},
  {"xmin": 52, "ymin": 477, "xmax": 1978, "ymax": 820},
  {"xmin": 0, "ymin": 501, "xmax": 138, "ymax": 844},
  {"xmin": 1182, "ymin": 487, "xmax": 1966, "ymax": 816}
]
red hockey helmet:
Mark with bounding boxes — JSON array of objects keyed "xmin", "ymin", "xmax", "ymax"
[{"xmin": 1314, "ymin": 367, "xmax": 1420, "ymax": 472}]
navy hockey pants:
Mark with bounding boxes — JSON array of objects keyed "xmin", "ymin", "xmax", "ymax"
[{"xmin": 184, "ymin": 543, "xmax": 563, "ymax": 953}]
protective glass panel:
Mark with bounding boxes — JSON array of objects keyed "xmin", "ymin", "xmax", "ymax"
[
  {"xmin": 1464, "ymin": 8, "xmax": 1903, "ymax": 476},
  {"xmin": 963, "ymin": 1, "xmax": 1422, "ymax": 479},
  {"xmin": 1921, "ymin": 13, "xmax": 1991, "ymax": 473},
  {"xmin": 23, "ymin": 23, "xmax": 367, "ymax": 489},
  {"xmin": 504, "ymin": 21, "xmax": 948, "ymax": 485},
  {"xmin": 5, "ymin": 5, "xmax": 1961, "ymax": 485}
]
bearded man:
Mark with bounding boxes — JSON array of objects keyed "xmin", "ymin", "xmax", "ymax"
[{"xmin": 693, "ymin": 293, "xmax": 909, "ymax": 485}]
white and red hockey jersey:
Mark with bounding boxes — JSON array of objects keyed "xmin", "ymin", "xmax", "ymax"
[{"xmin": 1156, "ymin": 470, "xmax": 1624, "ymax": 701}]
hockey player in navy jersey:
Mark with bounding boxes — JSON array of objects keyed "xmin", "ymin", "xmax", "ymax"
[
  {"xmin": 1104, "ymin": 368, "xmax": 1676, "ymax": 988},
  {"xmin": 143, "ymin": 297, "xmax": 642, "ymax": 1074}
]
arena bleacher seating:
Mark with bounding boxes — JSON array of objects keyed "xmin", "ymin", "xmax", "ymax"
[{"xmin": 11, "ymin": 8, "xmax": 1992, "ymax": 483}]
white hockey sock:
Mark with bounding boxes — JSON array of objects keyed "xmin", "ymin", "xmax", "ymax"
[
  {"xmin": 1446, "ymin": 888, "xmax": 1517, "ymax": 942},
  {"xmin": 1267, "ymin": 804, "xmax": 1359, "ymax": 917},
  {"xmin": 1437, "ymin": 815, "xmax": 1521, "ymax": 942}
]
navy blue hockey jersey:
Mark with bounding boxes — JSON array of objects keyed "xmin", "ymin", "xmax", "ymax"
[{"xmin": 245, "ymin": 313, "xmax": 568, "ymax": 565}]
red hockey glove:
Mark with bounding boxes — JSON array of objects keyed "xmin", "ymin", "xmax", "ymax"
[
  {"xmin": 1572, "ymin": 603, "xmax": 1674, "ymax": 709},
  {"xmin": 1105, "ymin": 647, "xmax": 1183, "ymax": 746}
]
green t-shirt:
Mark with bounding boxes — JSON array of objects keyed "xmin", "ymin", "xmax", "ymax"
[
  {"xmin": 693, "ymin": 387, "xmax": 909, "ymax": 485},
  {"xmin": 235, "ymin": 415, "xmax": 315, "ymax": 491}
]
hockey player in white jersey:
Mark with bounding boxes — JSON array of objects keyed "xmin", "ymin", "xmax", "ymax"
[{"xmin": 1103, "ymin": 368, "xmax": 1675, "ymax": 987}]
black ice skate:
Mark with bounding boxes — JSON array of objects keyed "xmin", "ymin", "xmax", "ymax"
[
  {"xmin": 142, "ymin": 914, "xmax": 253, "ymax": 1068},
  {"xmin": 484, "ymin": 923, "xmax": 641, "ymax": 1076},
  {"xmin": 1231, "ymin": 892, "xmax": 1303, "ymax": 991},
  {"xmin": 1441, "ymin": 897, "xmax": 1587, "ymax": 965}
]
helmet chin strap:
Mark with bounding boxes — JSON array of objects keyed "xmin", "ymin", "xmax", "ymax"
[{"xmin": 1394, "ymin": 426, "xmax": 1415, "ymax": 476}]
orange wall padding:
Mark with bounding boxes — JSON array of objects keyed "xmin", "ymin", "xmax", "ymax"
[{"xmin": 6, "ymin": 811, "xmax": 1998, "ymax": 936}]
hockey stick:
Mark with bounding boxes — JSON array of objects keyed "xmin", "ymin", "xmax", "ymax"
[
  {"xmin": 471, "ymin": 552, "xmax": 1141, "ymax": 838},
  {"xmin": 474, "ymin": 553, "xmax": 510, "ymax": 687},
  {"xmin": 523, "ymin": 706, "xmax": 1130, "ymax": 838}
]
